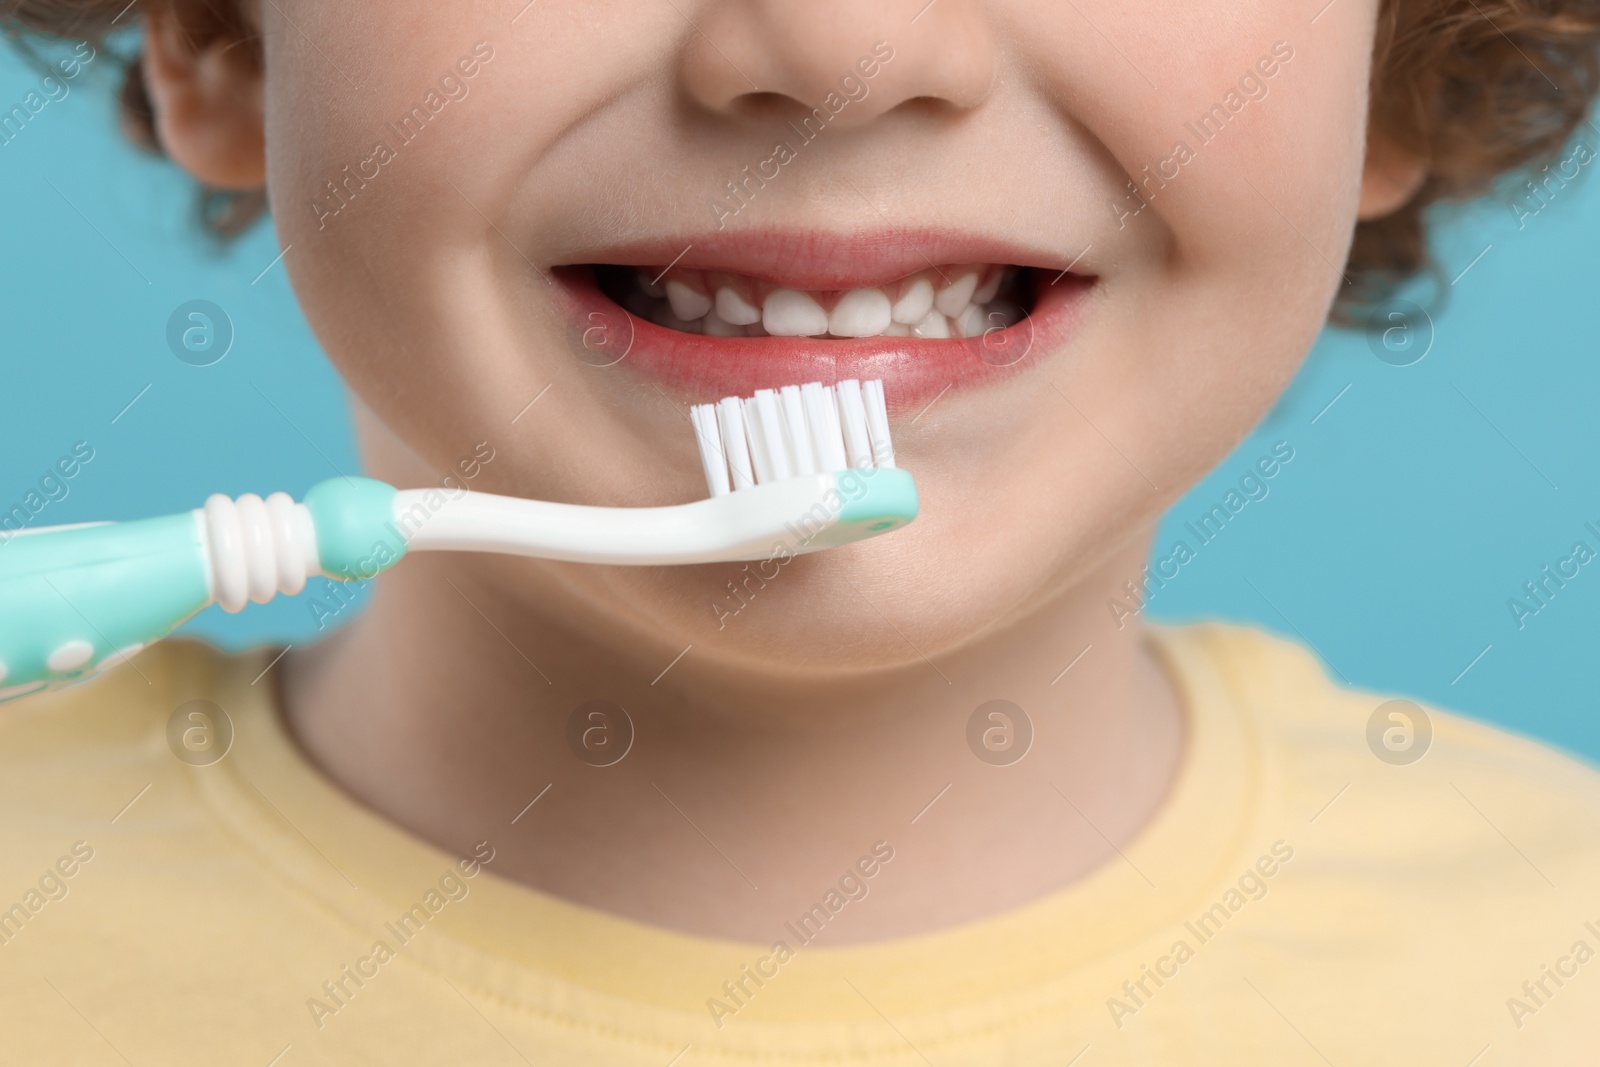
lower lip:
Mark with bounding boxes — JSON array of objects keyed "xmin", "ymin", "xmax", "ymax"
[{"xmin": 552, "ymin": 270, "xmax": 1093, "ymax": 410}]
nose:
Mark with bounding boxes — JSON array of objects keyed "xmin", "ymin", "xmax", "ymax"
[{"xmin": 680, "ymin": 0, "xmax": 995, "ymax": 126}]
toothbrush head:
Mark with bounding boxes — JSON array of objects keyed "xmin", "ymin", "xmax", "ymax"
[
  {"xmin": 689, "ymin": 379, "xmax": 918, "ymax": 553},
  {"xmin": 690, "ymin": 379, "xmax": 894, "ymax": 495}
]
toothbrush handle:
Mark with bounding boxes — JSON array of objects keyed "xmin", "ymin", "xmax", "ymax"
[
  {"xmin": 0, "ymin": 513, "xmax": 214, "ymax": 700},
  {"xmin": 0, "ymin": 478, "xmax": 405, "ymax": 702}
]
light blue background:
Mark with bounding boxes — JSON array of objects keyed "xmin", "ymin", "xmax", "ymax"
[{"xmin": 3, "ymin": 42, "xmax": 1597, "ymax": 758}]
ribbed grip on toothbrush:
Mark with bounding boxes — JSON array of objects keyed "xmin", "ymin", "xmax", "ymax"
[{"xmin": 201, "ymin": 492, "xmax": 321, "ymax": 612}]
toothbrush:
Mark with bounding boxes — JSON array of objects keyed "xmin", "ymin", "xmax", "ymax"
[{"xmin": 0, "ymin": 378, "xmax": 916, "ymax": 702}]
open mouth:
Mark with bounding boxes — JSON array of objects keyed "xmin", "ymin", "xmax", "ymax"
[
  {"xmin": 591, "ymin": 263, "xmax": 1038, "ymax": 340},
  {"xmin": 550, "ymin": 235, "xmax": 1094, "ymax": 407}
]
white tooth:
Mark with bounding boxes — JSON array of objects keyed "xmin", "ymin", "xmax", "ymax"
[
  {"xmin": 715, "ymin": 286, "xmax": 762, "ymax": 326},
  {"xmin": 954, "ymin": 304, "xmax": 989, "ymax": 338},
  {"xmin": 762, "ymin": 289, "xmax": 829, "ymax": 337},
  {"xmin": 891, "ymin": 277, "xmax": 934, "ymax": 324},
  {"xmin": 665, "ymin": 279, "xmax": 713, "ymax": 321},
  {"xmin": 639, "ymin": 272, "xmax": 666, "ymax": 299},
  {"xmin": 911, "ymin": 310, "xmax": 951, "ymax": 339},
  {"xmin": 973, "ymin": 269, "xmax": 1003, "ymax": 306},
  {"xmin": 883, "ymin": 322, "xmax": 913, "ymax": 337},
  {"xmin": 934, "ymin": 271, "xmax": 980, "ymax": 317},
  {"xmin": 703, "ymin": 312, "xmax": 744, "ymax": 337},
  {"xmin": 828, "ymin": 288, "xmax": 893, "ymax": 338}
]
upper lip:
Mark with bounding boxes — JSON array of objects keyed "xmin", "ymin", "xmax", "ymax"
[{"xmin": 555, "ymin": 229, "xmax": 1092, "ymax": 291}]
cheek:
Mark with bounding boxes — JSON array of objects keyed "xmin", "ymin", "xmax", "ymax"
[
  {"xmin": 1059, "ymin": 11, "xmax": 1367, "ymax": 391},
  {"xmin": 996, "ymin": 0, "xmax": 1377, "ymax": 547},
  {"xmin": 267, "ymin": 3, "xmax": 693, "ymax": 505}
]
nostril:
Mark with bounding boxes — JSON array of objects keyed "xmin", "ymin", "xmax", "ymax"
[
  {"xmin": 725, "ymin": 91, "xmax": 792, "ymax": 120},
  {"xmin": 679, "ymin": 5, "xmax": 995, "ymax": 125},
  {"xmin": 898, "ymin": 94, "xmax": 968, "ymax": 116}
]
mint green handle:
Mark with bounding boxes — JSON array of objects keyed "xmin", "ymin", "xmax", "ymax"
[
  {"xmin": 0, "ymin": 477, "xmax": 408, "ymax": 704},
  {"xmin": 0, "ymin": 514, "xmax": 211, "ymax": 701}
]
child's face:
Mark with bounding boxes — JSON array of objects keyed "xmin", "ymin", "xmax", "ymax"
[{"xmin": 260, "ymin": 0, "xmax": 1378, "ymax": 669}]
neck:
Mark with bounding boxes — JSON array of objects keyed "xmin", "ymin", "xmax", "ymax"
[{"xmin": 280, "ymin": 530, "xmax": 1183, "ymax": 944}]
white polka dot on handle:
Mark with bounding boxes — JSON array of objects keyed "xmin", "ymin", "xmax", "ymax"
[{"xmin": 47, "ymin": 641, "xmax": 95, "ymax": 673}]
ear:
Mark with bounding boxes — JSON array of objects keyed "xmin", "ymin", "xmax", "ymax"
[
  {"xmin": 141, "ymin": 2, "xmax": 265, "ymax": 190},
  {"xmin": 1358, "ymin": 132, "xmax": 1426, "ymax": 220}
]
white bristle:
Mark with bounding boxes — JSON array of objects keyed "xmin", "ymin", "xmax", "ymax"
[
  {"xmin": 692, "ymin": 379, "xmax": 895, "ymax": 496},
  {"xmin": 741, "ymin": 397, "xmax": 771, "ymax": 485},
  {"xmin": 803, "ymin": 382, "xmax": 847, "ymax": 473},
  {"xmin": 752, "ymin": 389, "xmax": 792, "ymax": 483},
  {"xmin": 863, "ymin": 379, "xmax": 894, "ymax": 469},
  {"xmin": 835, "ymin": 379, "xmax": 873, "ymax": 472},
  {"xmin": 715, "ymin": 397, "xmax": 756, "ymax": 492},
  {"xmin": 690, "ymin": 404, "xmax": 732, "ymax": 497},
  {"xmin": 779, "ymin": 385, "xmax": 815, "ymax": 476}
]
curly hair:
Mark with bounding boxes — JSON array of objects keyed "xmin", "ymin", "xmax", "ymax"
[
  {"xmin": 5, "ymin": 0, "xmax": 1600, "ymax": 313},
  {"xmin": 1352, "ymin": 0, "xmax": 1600, "ymax": 315}
]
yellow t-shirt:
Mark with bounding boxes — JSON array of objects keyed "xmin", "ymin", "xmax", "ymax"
[{"xmin": 2, "ymin": 624, "xmax": 1597, "ymax": 1065}]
